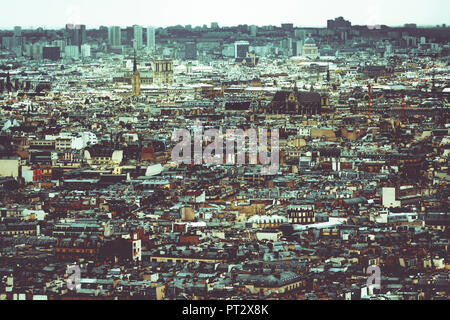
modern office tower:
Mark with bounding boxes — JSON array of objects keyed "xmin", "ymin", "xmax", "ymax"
[
  {"xmin": 78, "ymin": 25, "xmax": 86, "ymax": 46},
  {"xmin": 65, "ymin": 45, "xmax": 80, "ymax": 59},
  {"xmin": 294, "ymin": 40, "xmax": 303, "ymax": 57},
  {"xmin": 404, "ymin": 23, "xmax": 417, "ymax": 28},
  {"xmin": 66, "ymin": 24, "xmax": 86, "ymax": 50},
  {"xmin": 291, "ymin": 39, "xmax": 298, "ymax": 56},
  {"xmin": 122, "ymin": 27, "xmax": 132, "ymax": 46},
  {"xmin": 52, "ymin": 40, "xmax": 66, "ymax": 52},
  {"xmin": 235, "ymin": 41, "xmax": 250, "ymax": 59},
  {"xmin": 403, "ymin": 36, "xmax": 417, "ymax": 47},
  {"xmin": 81, "ymin": 44, "xmax": 91, "ymax": 58},
  {"xmin": 222, "ymin": 44, "xmax": 235, "ymax": 58},
  {"xmin": 108, "ymin": 26, "xmax": 122, "ymax": 47},
  {"xmin": 211, "ymin": 22, "xmax": 219, "ymax": 29},
  {"xmin": 1, "ymin": 37, "xmax": 11, "ymax": 50},
  {"xmin": 43, "ymin": 47, "xmax": 61, "ymax": 61},
  {"xmin": 288, "ymin": 38, "xmax": 294, "ymax": 56},
  {"xmin": 295, "ymin": 29, "xmax": 306, "ymax": 40},
  {"xmin": 250, "ymin": 25, "xmax": 257, "ymax": 37},
  {"xmin": 31, "ymin": 42, "xmax": 45, "ymax": 60},
  {"xmin": 153, "ymin": 59, "xmax": 174, "ymax": 86},
  {"xmin": 133, "ymin": 25, "xmax": 143, "ymax": 50},
  {"xmin": 281, "ymin": 23, "xmax": 294, "ymax": 31},
  {"xmin": 1, "ymin": 36, "xmax": 23, "ymax": 50},
  {"xmin": 13, "ymin": 26, "xmax": 22, "ymax": 37},
  {"xmin": 23, "ymin": 43, "xmax": 32, "ymax": 57},
  {"xmin": 131, "ymin": 54, "xmax": 141, "ymax": 96},
  {"xmin": 327, "ymin": 16, "xmax": 351, "ymax": 30},
  {"xmin": 146, "ymin": 27, "xmax": 155, "ymax": 50},
  {"xmin": 99, "ymin": 26, "xmax": 109, "ymax": 38},
  {"xmin": 185, "ymin": 42, "xmax": 197, "ymax": 60}
]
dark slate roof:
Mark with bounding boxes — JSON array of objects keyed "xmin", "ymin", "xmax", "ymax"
[{"xmin": 272, "ymin": 91, "xmax": 321, "ymax": 104}]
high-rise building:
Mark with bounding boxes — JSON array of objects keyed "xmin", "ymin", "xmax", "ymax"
[
  {"xmin": 123, "ymin": 27, "xmax": 133, "ymax": 46},
  {"xmin": 43, "ymin": 47, "xmax": 61, "ymax": 61},
  {"xmin": 99, "ymin": 26, "xmax": 109, "ymax": 39},
  {"xmin": 65, "ymin": 45, "xmax": 80, "ymax": 59},
  {"xmin": 250, "ymin": 25, "xmax": 257, "ymax": 37},
  {"xmin": 235, "ymin": 41, "xmax": 249, "ymax": 59},
  {"xmin": 1, "ymin": 36, "xmax": 24, "ymax": 51},
  {"xmin": 108, "ymin": 26, "xmax": 122, "ymax": 47},
  {"xmin": 66, "ymin": 24, "xmax": 86, "ymax": 50},
  {"xmin": 81, "ymin": 44, "xmax": 91, "ymax": 58},
  {"xmin": 295, "ymin": 29, "xmax": 306, "ymax": 40},
  {"xmin": 185, "ymin": 42, "xmax": 197, "ymax": 60},
  {"xmin": 327, "ymin": 17, "xmax": 351, "ymax": 30},
  {"xmin": 146, "ymin": 27, "xmax": 155, "ymax": 50},
  {"xmin": 211, "ymin": 22, "xmax": 219, "ymax": 29},
  {"xmin": 133, "ymin": 25, "xmax": 143, "ymax": 50},
  {"xmin": 281, "ymin": 23, "xmax": 294, "ymax": 31},
  {"xmin": 13, "ymin": 26, "xmax": 22, "ymax": 37},
  {"xmin": 52, "ymin": 40, "xmax": 66, "ymax": 53},
  {"xmin": 78, "ymin": 25, "xmax": 86, "ymax": 47},
  {"xmin": 294, "ymin": 40, "xmax": 303, "ymax": 57},
  {"xmin": 31, "ymin": 42, "xmax": 45, "ymax": 60}
]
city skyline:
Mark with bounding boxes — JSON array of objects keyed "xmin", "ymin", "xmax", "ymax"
[{"xmin": 1, "ymin": 0, "xmax": 449, "ymax": 29}]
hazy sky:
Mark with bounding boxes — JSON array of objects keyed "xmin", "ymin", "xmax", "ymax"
[{"xmin": 1, "ymin": 0, "xmax": 449, "ymax": 29}]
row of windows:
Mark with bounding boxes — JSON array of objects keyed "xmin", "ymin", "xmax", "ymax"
[
  {"xmin": 155, "ymin": 63, "xmax": 173, "ymax": 72},
  {"xmin": 286, "ymin": 282, "xmax": 301, "ymax": 291},
  {"xmin": 31, "ymin": 141, "xmax": 54, "ymax": 145},
  {"xmin": 289, "ymin": 218, "xmax": 314, "ymax": 223},
  {"xmin": 56, "ymin": 248, "xmax": 96, "ymax": 254},
  {"xmin": 0, "ymin": 230, "xmax": 36, "ymax": 235},
  {"xmin": 289, "ymin": 211, "xmax": 314, "ymax": 217},
  {"xmin": 151, "ymin": 258, "xmax": 182, "ymax": 263}
]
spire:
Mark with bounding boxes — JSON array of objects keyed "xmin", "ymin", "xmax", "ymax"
[
  {"xmin": 131, "ymin": 50, "xmax": 141, "ymax": 97},
  {"xmin": 6, "ymin": 71, "xmax": 12, "ymax": 92}
]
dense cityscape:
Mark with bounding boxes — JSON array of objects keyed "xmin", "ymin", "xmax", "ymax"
[{"xmin": 0, "ymin": 15, "xmax": 449, "ymax": 301}]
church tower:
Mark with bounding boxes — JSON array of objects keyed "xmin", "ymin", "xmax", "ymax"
[{"xmin": 131, "ymin": 52, "xmax": 141, "ymax": 96}]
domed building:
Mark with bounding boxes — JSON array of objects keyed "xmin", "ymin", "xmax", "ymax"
[{"xmin": 302, "ymin": 36, "xmax": 319, "ymax": 60}]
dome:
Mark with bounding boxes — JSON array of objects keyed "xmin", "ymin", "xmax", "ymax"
[{"xmin": 304, "ymin": 37, "xmax": 316, "ymax": 46}]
